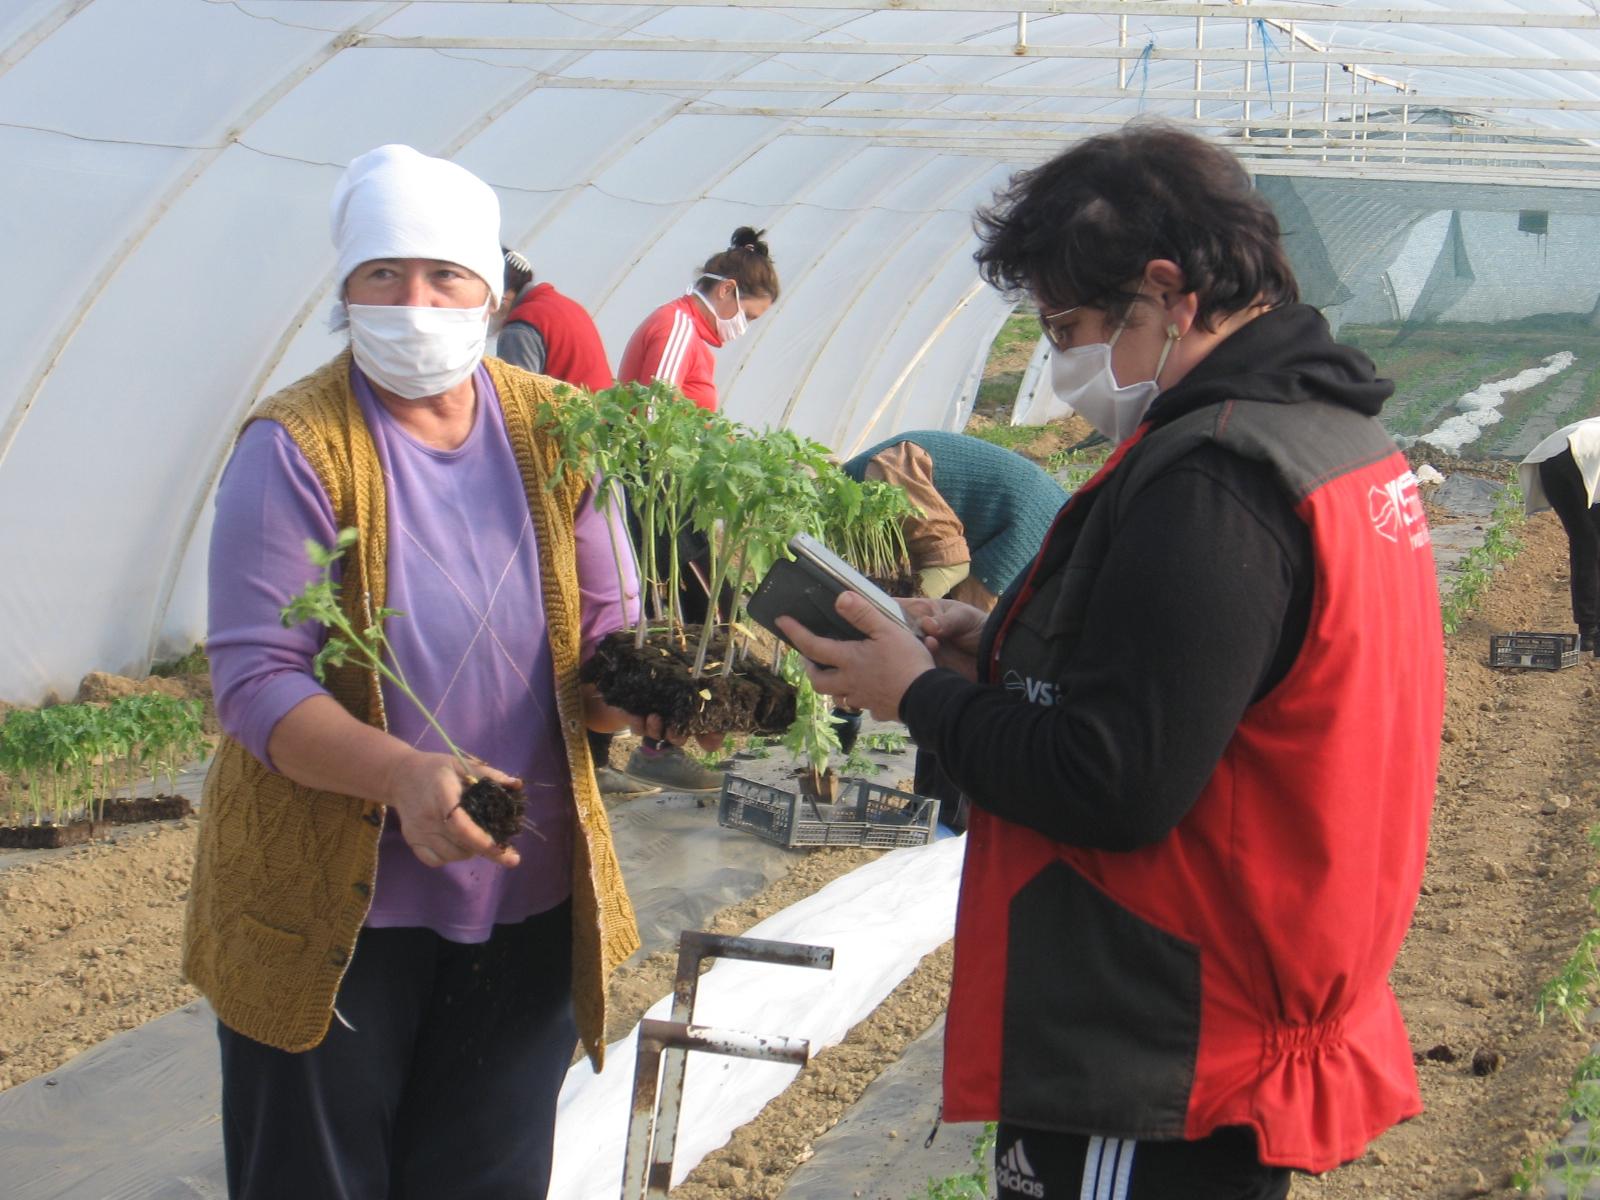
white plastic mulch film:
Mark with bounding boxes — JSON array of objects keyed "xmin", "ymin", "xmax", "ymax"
[
  {"xmin": 3, "ymin": 0, "xmax": 1600, "ymax": 700},
  {"xmin": 550, "ymin": 833, "xmax": 964, "ymax": 1198}
]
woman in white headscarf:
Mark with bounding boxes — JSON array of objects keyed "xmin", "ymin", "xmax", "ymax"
[{"xmin": 182, "ymin": 144, "xmax": 667, "ymax": 1199}]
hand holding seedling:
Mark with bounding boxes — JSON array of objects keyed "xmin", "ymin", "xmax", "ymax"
[
  {"xmin": 383, "ymin": 749, "xmax": 522, "ymax": 869},
  {"xmin": 778, "ymin": 591, "xmax": 935, "ymax": 723},
  {"xmin": 898, "ymin": 597, "xmax": 989, "ymax": 681},
  {"xmin": 280, "ymin": 529, "xmax": 530, "ymax": 857}
]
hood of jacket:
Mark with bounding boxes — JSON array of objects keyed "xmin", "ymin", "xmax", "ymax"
[{"xmin": 1147, "ymin": 303, "xmax": 1393, "ymax": 431}]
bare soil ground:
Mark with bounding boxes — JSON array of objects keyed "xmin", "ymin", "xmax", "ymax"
[
  {"xmin": 2, "ymin": 515, "xmax": 1596, "ymax": 1200},
  {"xmin": 0, "ymin": 819, "xmax": 200, "ymax": 1092},
  {"xmin": 1305, "ymin": 512, "xmax": 1600, "ymax": 1200}
]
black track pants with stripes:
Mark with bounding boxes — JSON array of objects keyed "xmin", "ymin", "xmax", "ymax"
[{"xmin": 995, "ymin": 1123, "xmax": 1291, "ymax": 1200}]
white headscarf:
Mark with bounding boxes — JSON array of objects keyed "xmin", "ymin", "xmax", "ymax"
[{"xmin": 327, "ymin": 144, "xmax": 502, "ymax": 329}]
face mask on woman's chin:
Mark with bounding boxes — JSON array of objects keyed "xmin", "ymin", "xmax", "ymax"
[
  {"xmin": 1049, "ymin": 319, "xmax": 1179, "ymax": 444},
  {"xmin": 346, "ymin": 302, "xmax": 490, "ymax": 401}
]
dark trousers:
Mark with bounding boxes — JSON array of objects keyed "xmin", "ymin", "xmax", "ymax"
[
  {"xmin": 218, "ymin": 902, "xmax": 576, "ymax": 1200},
  {"xmin": 1541, "ymin": 448, "xmax": 1600, "ymax": 630},
  {"xmin": 996, "ymin": 1123, "xmax": 1291, "ymax": 1200}
]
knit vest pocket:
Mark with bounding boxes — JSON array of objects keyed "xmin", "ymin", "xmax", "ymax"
[{"xmin": 181, "ymin": 736, "xmax": 381, "ymax": 1052}]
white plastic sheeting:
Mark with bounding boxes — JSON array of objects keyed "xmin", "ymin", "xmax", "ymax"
[
  {"xmin": 1418, "ymin": 350, "xmax": 1577, "ymax": 453},
  {"xmin": 4, "ymin": 1, "xmax": 1600, "ymax": 700},
  {"xmin": 548, "ymin": 832, "xmax": 964, "ymax": 1198}
]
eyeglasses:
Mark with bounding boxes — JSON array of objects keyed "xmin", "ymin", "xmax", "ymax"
[{"xmin": 1037, "ymin": 306, "xmax": 1081, "ymax": 352}]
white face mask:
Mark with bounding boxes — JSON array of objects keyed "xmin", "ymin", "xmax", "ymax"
[
  {"xmin": 346, "ymin": 302, "xmax": 489, "ymax": 400},
  {"xmin": 1049, "ymin": 312, "xmax": 1179, "ymax": 444},
  {"xmin": 697, "ymin": 273, "xmax": 749, "ymax": 344}
]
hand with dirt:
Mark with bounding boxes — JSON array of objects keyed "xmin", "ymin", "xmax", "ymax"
[
  {"xmin": 582, "ymin": 682, "xmax": 724, "ymax": 754},
  {"xmin": 778, "ymin": 591, "xmax": 936, "ymax": 723},
  {"xmin": 382, "ymin": 749, "xmax": 523, "ymax": 870},
  {"xmin": 631, "ymin": 713, "xmax": 726, "ymax": 755},
  {"xmin": 898, "ymin": 597, "xmax": 988, "ymax": 681}
]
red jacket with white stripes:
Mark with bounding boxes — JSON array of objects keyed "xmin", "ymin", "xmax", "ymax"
[{"xmin": 617, "ymin": 294, "xmax": 722, "ymax": 410}]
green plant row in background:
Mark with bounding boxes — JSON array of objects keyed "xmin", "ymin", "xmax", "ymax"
[
  {"xmin": 0, "ymin": 694, "xmax": 206, "ymax": 829},
  {"xmin": 1344, "ymin": 322, "xmax": 1600, "ymax": 452},
  {"xmin": 1517, "ymin": 824, "xmax": 1600, "ymax": 1197},
  {"xmin": 1440, "ymin": 474, "xmax": 1525, "ymax": 636}
]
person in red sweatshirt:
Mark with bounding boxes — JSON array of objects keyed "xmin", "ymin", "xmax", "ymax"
[
  {"xmin": 614, "ymin": 228, "xmax": 782, "ymax": 792},
  {"xmin": 494, "ymin": 248, "xmax": 616, "ymax": 392},
  {"xmin": 780, "ymin": 126, "xmax": 1442, "ymax": 1199}
]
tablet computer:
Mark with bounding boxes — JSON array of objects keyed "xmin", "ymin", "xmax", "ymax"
[{"xmin": 747, "ymin": 532, "xmax": 912, "ymax": 646}]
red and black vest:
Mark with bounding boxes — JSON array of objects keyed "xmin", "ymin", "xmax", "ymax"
[
  {"xmin": 943, "ymin": 399, "xmax": 1443, "ymax": 1172},
  {"xmin": 506, "ymin": 283, "xmax": 615, "ymax": 392}
]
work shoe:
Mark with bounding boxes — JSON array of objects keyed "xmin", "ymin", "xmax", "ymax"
[
  {"xmin": 625, "ymin": 744, "xmax": 724, "ymax": 794},
  {"xmin": 1584, "ymin": 628, "xmax": 1599, "ymax": 656},
  {"xmin": 593, "ymin": 765, "xmax": 660, "ymax": 798}
]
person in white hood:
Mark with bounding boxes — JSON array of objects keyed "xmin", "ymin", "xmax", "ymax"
[{"xmin": 1520, "ymin": 417, "xmax": 1600, "ymax": 654}]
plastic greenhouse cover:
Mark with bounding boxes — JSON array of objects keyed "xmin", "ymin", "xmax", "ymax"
[{"xmin": 3, "ymin": 0, "xmax": 1600, "ymax": 699}]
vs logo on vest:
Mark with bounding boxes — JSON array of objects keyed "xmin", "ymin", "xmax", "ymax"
[
  {"xmin": 1003, "ymin": 669, "xmax": 1059, "ymax": 706},
  {"xmin": 1369, "ymin": 469, "xmax": 1429, "ymax": 550}
]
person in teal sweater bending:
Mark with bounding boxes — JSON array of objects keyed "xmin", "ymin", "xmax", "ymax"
[{"xmin": 839, "ymin": 430, "xmax": 1066, "ymax": 829}]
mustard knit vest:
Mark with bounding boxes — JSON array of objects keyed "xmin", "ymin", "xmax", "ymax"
[{"xmin": 181, "ymin": 353, "xmax": 639, "ymax": 1065}]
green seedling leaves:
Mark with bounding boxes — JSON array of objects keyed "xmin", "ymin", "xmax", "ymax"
[
  {"xmin": 0, "ymin": 692, "xmax": 208, "ymax": 826},
  {"xmin": 281, "ymin": 529, "xmax": 475, "ymax": 777}
]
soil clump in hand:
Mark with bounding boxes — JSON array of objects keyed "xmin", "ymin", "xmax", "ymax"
[{"xmin": 459, "ymin": 778, "xmax": 524, "ymax": 846}]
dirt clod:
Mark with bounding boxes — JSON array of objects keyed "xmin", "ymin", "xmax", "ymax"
[
  {"xmin": 1472, "ymin": 1048, "xmax": 1507, "ymax": 1077},
  {"xmin": 458, "ymin": 778, "xmax": 524, "ymax": 845}
]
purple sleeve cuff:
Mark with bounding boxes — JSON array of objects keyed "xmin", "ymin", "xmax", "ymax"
[{"xmin": 230, "ymin": 673, "xmax": 329, "ymax": 769}]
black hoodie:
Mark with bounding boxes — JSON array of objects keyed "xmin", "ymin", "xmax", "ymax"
[{"xmin": 899, "ymin": 304, "xmax": 1396, "ymax": 850}]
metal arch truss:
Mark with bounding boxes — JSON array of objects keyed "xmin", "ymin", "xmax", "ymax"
[
  {"xmin": 349, "ymin": 0, "xmax": 1600, "ymax": 188},
  {"xmin": 326, "ymin": 0, "xmax": 1600, "ymax": 31}
]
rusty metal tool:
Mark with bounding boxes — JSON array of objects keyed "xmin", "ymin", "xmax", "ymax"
[{"xmin": 620, "ymin": 931, "xmax": 835, "ymax": 1199}]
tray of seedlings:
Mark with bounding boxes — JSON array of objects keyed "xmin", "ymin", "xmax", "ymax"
[
  {"xmin": 538, "ymin": 381, "xmax": 915, "ymax": 748},
  {"xmin": 0, "ymin": 695, "xmax": 204, "ymax": 849}
]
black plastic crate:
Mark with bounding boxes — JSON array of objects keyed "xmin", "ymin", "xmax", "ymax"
[
  {"xmin": 1488, "ymin": 632, "xmax": 1580, "ymax": 671},
  {"xmin": 717, "ymin": 774, "xmax": 937, "ymax": 850}
]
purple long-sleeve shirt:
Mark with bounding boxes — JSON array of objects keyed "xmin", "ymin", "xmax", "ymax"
[{"xmin": 207, "ymin": 362, "xmax": 639, "ymax": 942}]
